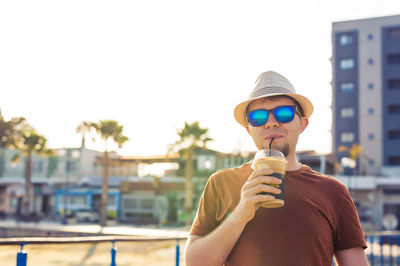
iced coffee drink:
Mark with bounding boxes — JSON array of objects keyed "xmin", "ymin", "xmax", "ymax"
[{"xmin": 251, "ymin": 149, "xmax": 287, "ymax": 208}]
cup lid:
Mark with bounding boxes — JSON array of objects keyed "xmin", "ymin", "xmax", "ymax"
[{"xmin": 251, "ymin": 149, "xmax": 287, "ymax": 169}]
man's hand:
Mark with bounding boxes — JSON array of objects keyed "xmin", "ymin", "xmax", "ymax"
[{"xmin": 230, "ymin": 168, "xmax": 282, "ymax": 223}]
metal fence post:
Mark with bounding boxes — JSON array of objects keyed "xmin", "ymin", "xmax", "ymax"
[
  {"xmin": 379, "ymin": 236, "xmax": 385, "ymax": 266},
  {"xmin": 111, "ymin": 241, "xmax": 117, "ymax": 266},
  {"xmin": 388, "ymin": 235, "xmax": 393, "ymax": 265},
  {"xmin": 369, "ymin": 235, "xmax": 375, "ymax": 265},
  {"xmin": 176, "ymin": 239, "xmax": 180, "ymax": 266},
  {"xmin": 396, "ymin": 235, "xmax": 400, "ymax": 266},
  {"xmin": 16, "ymin": 243, "xmax": 27, "ymax": 266}
]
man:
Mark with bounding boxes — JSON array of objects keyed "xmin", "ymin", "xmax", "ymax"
[{"xmin": 184, "ymin": 71, "xmax": 368, "ymax": 266}]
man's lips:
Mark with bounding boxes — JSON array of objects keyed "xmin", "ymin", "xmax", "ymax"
[{"xmin": 265, "ymin": 134, "xmax": 283, "ymax": 140}]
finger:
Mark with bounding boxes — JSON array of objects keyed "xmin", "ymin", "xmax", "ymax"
[
  {"xmin": 253, "ymin": 195, "xmax": 276, "ymax": 210},
  {"xmin": 251, "ymin": 194, "xmax": 276, "ymax": 204},
  {"xmin": 247, "ymin": 168, "xmax": 274, "ymax": 181},
  {"xmin": 256, "ymin": 184, "xmax": 281, "ymax": 195},
  {"xmin": 242, "ymin": 176, "xmax": 281, "ymax": 193},
  {"xmin": 248, "ymin": 175, "xmax": 283, "ymax": 188},
  {"xmin": 243, "ymin": 184, "xmax": 281, "ymax": 197}
]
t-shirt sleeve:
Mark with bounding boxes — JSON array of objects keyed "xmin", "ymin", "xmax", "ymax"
[
  {"xmin": 334, "ymin": 187, "xmax": 368, "ymax": 250},
  {"xmin": 189, "ymin": 175, "xmax": 220, "ymax": 236}
]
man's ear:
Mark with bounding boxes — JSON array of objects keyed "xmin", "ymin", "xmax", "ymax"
[
  {"xmin": 245, "ymin": 126, "xmax": 251, "ymax": 135},
  {"xmin": 299, "ymin": 118, "xmax": 309, "ymax": 134}
]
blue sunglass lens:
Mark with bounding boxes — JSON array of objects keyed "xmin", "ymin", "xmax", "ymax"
[
  {"xmin": 275, "ymin": 106, "xmax": 295, "ymax": 123},
  {"xmin": 249, "ymin": 110, "xmax": 268, "ymax": 126}
]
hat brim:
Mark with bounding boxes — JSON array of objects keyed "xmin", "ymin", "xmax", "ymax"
[{"xmin": 234, "ymin": 93, "xmax": 314, "ymax": 127}]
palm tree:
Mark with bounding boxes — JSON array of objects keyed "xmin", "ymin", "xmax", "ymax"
[
  {"xmin": 170, "ymin": 121, "xmax": 213, "ymax": 225},
  {"xmin": 84, "ymin": 120, "xmax": 129, "ymax": 227},
  {"xmin": 76, "ymin": 121, "xmax": 93, "ymax": 148},
  {"xmin": 15, "ymin": 128, "xmax": 52, "ymax": 215},
  {"xmin": 0, "ymin": 110, "xmax": 26, "ymax": 154}
]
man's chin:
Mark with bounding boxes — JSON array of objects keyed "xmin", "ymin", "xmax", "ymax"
[{"xmin": 267, "ymin": 143, "xmax": 290, "ymax": 157}]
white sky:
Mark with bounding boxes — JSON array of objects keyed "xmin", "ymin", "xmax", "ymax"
[{"xmin": 1, "ymin": 0, "xmax": 399, "ymax": 156}]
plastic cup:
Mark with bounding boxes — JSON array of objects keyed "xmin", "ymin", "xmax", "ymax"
[{"xmin": 251, "ymin": 149, "xmax": 287, "ymax": 208}]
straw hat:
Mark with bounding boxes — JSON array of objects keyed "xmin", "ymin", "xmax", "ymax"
[{"xmin": 234, "ymin": 71, "xmax": 314, "ymax": 127}]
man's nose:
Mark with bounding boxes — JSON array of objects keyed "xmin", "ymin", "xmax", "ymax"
[{"xmin": 264, "ymin": 113, "xmax": 279, "ymax": 129}]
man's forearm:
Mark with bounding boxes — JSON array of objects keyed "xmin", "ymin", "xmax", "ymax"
[{"xmin": 185, "ymin": 214, "xmax": 248, "ymax": 266}]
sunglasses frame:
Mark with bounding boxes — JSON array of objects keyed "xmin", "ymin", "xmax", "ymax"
[{"xmin": 246, "ymin": 105, "xmax": 302, "ymax": 127}]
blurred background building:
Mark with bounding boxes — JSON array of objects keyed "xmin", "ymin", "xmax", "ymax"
[
  {"xmin": 0, "ymin": 145, "xmax": 252, "ymax": 226},
  {"xmin": 332, "ymin": 14, "xmax": 400, "ymax": 231},
  {"xmin": 332, "ymin": 14, "xmax": 400, "ymax": 176}
]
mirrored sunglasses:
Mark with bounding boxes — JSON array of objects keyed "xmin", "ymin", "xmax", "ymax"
[{"xmin": 246, "ymin": 105, "xmax": 301, "ymax": 127}]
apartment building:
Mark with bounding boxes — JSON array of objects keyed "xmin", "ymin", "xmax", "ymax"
[{"xmin": 332, "ymin": 15, "xmax": 400, "ymax": 176}]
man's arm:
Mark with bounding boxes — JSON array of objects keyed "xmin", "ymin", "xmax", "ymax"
[
  {"xmin": 334, "ymin": 247, "xmax": 369, "ymax": 266},
  {"xmin": 184, "ymin": 214, "xmax": 248, "ymax": 266},
  {"xmin": 184, "ymin": 169, "xmax": 282, "ymax": 266}
]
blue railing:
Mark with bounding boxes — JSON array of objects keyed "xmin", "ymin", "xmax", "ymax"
[
  {"xmin": 331, "ymin": 232, "xmax": 400, "ymax": 266},
  {"xmin": 365, "ymin": 232, "xmax": 400, "ymax": 266},
  {"xmin": 8, "ymin": 231, "xmax": 400, "ymax": 265},
  {"xmin": 0, "ymin": 235, "xmax": 187, "ymax": 266}
]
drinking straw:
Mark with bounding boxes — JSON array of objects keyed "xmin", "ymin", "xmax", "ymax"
[{"xmin": 269, "ymin": 137, "xmax": 275, "ymax": 156}]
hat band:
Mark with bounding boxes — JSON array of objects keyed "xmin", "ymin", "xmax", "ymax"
[{"xmin": 251, "ymin": 86, "xmax": 293, "ymax": 99}]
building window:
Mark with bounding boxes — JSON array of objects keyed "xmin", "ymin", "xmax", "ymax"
[
  {"xmin": 367, "ymin": 34, "xmax": 374, "ymax": 40},
  {"xmin": 389, "ymin": 157, "xmax": 400, "ymax": 166},
  {"xmin": 388, "ymin": 105, "xmax": 400, "ymax": 114},
  {"xmin": 340, "ymin": 34, "xmax": 354, "ymax": 46},
  {"xmin": 368, "ymin": 108, "xmax": 374, "ymax": 115},
  {"xmin": 369, "ymin": 159, "xmax": 375, "ymax": 166},
  {"xmin": 108, "ymin": 196, "xmax": 116, "ymax": 206},
  {"xmin": 66, "ymin": 161, "xmax": 75, "ymax": 173},
  {"xmin": 368, "ymin": 133, "xmax": 374, "ymax": 140},
  {"xmin": 59, "ymin": 195, "xmax": 88, "ymax": 208},
  {"xmin": 368, "ymin": 83, "xmax": 374, "ymax": 89},
  {"xmin": 383, "ymin": 189, "xmax": 400, "ymax": 195},
  {"xmin": 368, "ymin": 58, "xmax": 374, "ymax": 65},
  {"xmin": 340, "ymin": 82, "xmax": 355, "ymax": 92},
  {"xmin": 388, "ymin": 79, "xmax": 400, "ymax": 89},
  {"xmin": 124, "ymin": 198, "xmax": 138, "ymax": 209},
  {"xmin": 341, "ymin": 132, "xmax": 354, "ymax": 143},
  {"xmin": 340, "ymin": 58, "xmax": 355, "ymax": 70},
  {"xmin": 388, "ymin": 54, "xmax": 400, "ymax": 64},
  {"xmin": 70, "ymin": 196, "xmax": 88, "ymax": 206},
  {"xmin": 33, "ymin": 160, "xmax": 44, "ymax": 173},
  {"xmin": 388, "ymin": 27, "xmax": 400, "ymax": 40},
  {"xmin": 389, "ymin": 130, "xmax": 400, "ymax": 140},
  {"xmin": 340, "ymin": 107, "xmax": 354, "ymax": 118},
  {"xmin": 141, "ymin": 198, "xmax": 154, "ymax": 209}
]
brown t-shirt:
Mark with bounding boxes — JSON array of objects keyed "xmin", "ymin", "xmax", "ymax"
[{"xmin": 190, "ymin": 162, "xmax": 367, "ymax": 266}]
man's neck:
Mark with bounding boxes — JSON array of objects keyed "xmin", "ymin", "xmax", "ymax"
[{"xmin": 286, "ymin": 153, "xmax": 301, "ymax": 171}]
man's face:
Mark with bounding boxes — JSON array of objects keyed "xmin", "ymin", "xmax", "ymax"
[{"xmin": 245, "ymin": 96, "xmax": 308, "ymax": 157}]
